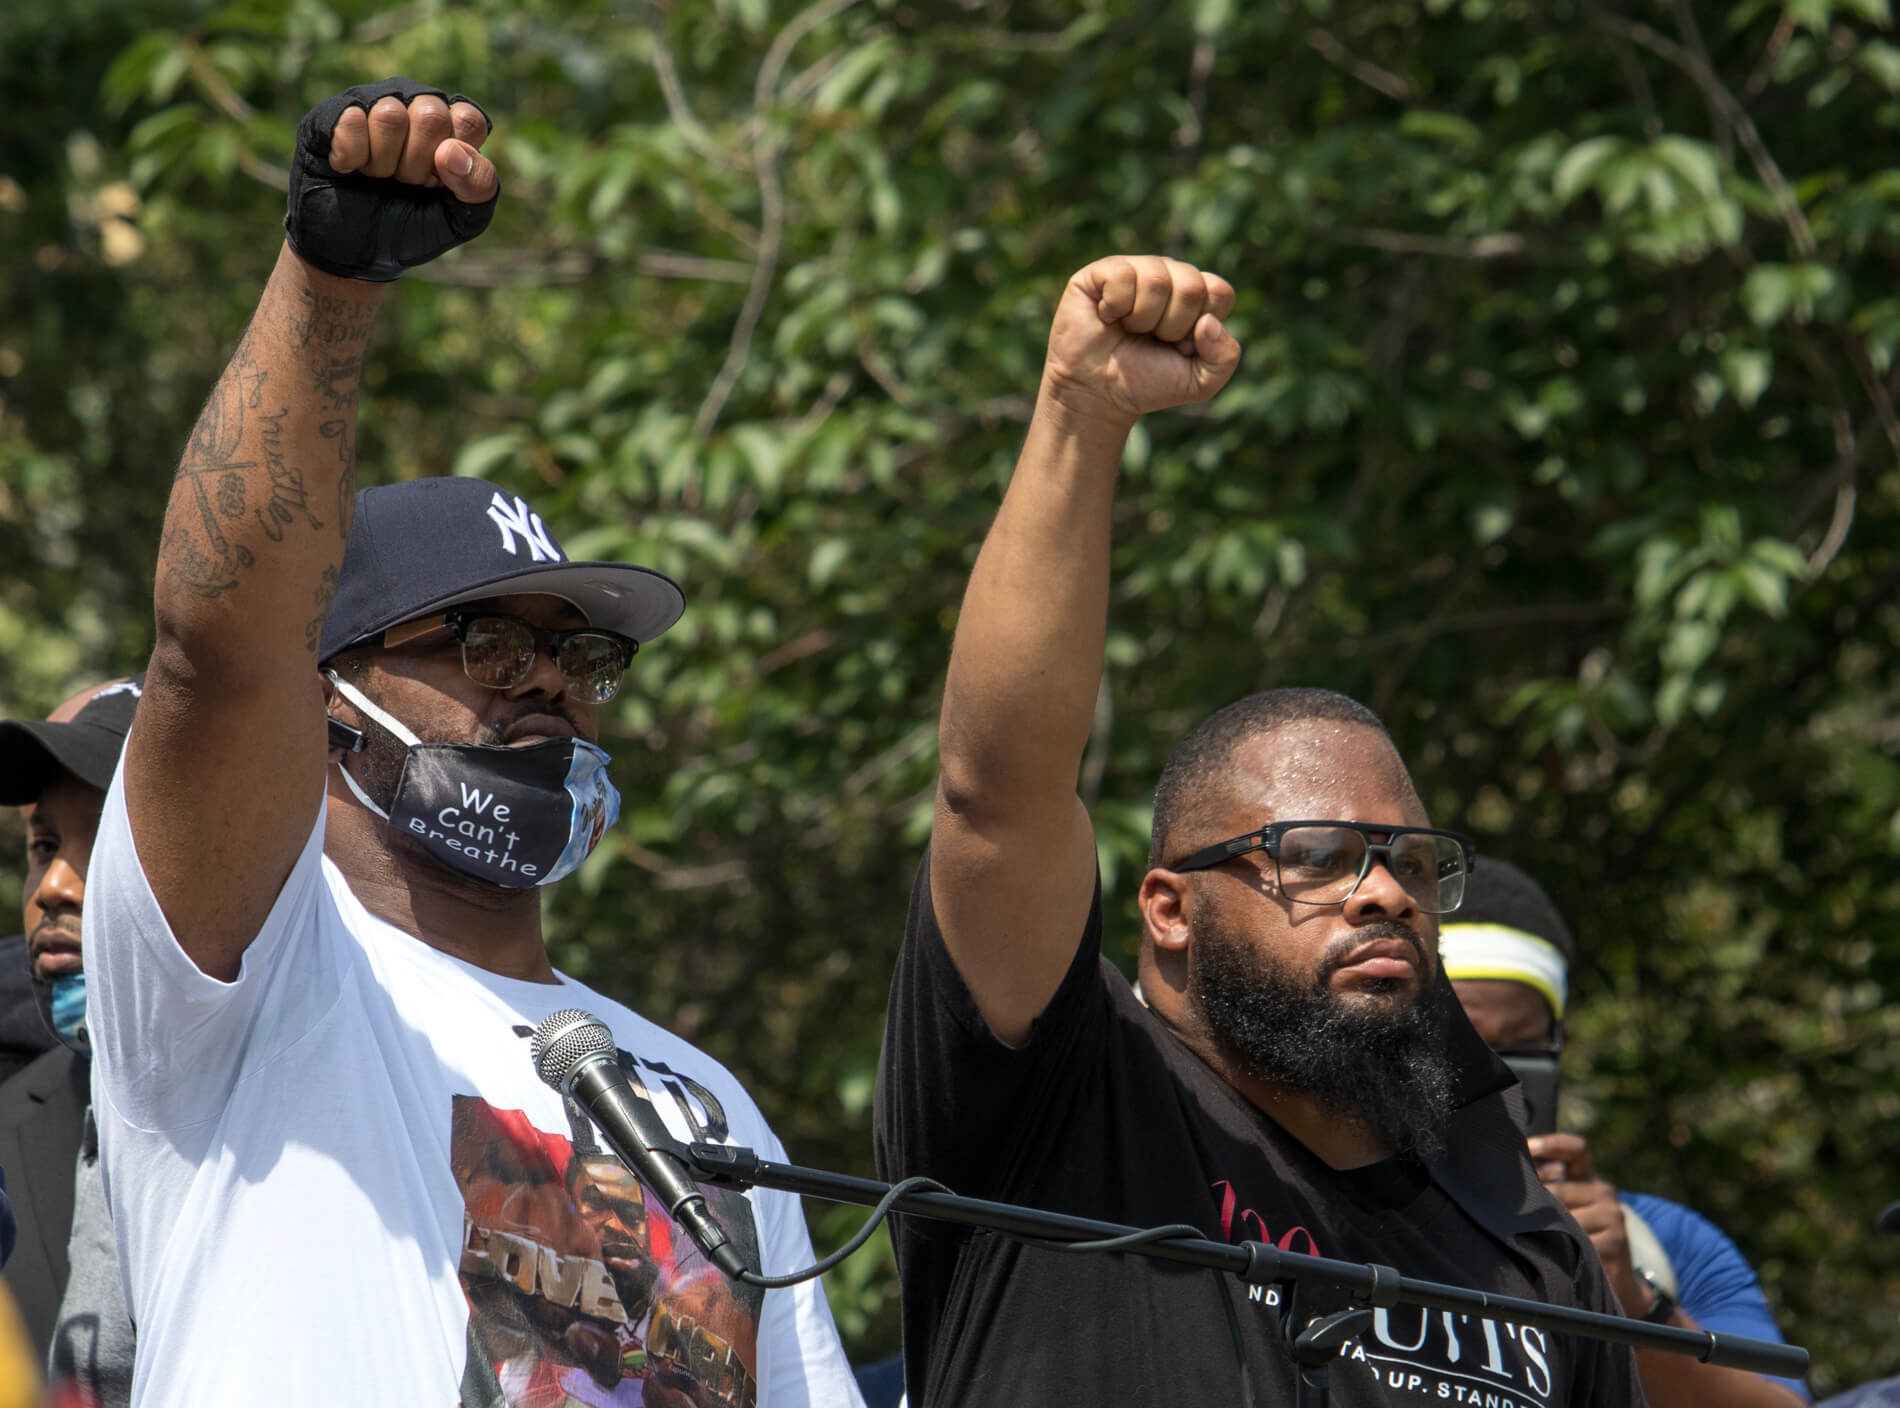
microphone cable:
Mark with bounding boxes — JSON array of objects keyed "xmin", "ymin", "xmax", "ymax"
[
  {"xmin": 724, "ymin": 1177, "xmax": 1258, "ymax": 1405},
  {"xmin": 734, "ymin": 1174, "xmax": 952, "ymax": 1289}
]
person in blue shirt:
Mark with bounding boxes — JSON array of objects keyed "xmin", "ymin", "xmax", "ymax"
[
  {"xmin": 1818, "ymin": 1378, "xmax": 1900, "ymax": 1407},
  {"xmin": 1444, "ymin": 856, "xmax": 1809, "ymax": 1408}
]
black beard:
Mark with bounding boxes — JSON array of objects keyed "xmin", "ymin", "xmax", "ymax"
[
  {"xmin": 341, "ymin": 715, "xmax": 407, "ymax": 815},
  {"xmin": 1189, "ymin": 908, "xmax": 1457, "ymax": 1164}
]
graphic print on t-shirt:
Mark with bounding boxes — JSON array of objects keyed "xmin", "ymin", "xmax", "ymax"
[
  {"xmin": 451, "ymin": 1053, "xmax": 764, "ymax": 1408},
  {"xmin": 1214, "ymin": 1177, "xmax": 1561, "ymax": 1407}
]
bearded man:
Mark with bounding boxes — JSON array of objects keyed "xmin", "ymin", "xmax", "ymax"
[{"xmin": 872, "ymin": 255, "xmax": 1649, "ymax": 1406}]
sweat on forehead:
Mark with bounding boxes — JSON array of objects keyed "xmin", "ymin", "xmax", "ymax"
[{"xmin": 1240, "ymin": 722, "xmax": 1421, "ymax": 813}]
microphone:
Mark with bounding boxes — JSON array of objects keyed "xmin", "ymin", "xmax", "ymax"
[{"xmin": 532, "ymin": 1008, "xmax": 751, "ymax": 1282}]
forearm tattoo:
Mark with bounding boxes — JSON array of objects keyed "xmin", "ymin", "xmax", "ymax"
[
  {"xmin": 159, "ymin": 280, "xmax": 376, "ymax": 612},
  {"xmin": 164, "ymin": 351, "xmax": 265, "ymax": 599}
]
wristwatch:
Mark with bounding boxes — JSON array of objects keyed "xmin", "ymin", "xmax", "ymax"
[{"xmin": 1637, "ymin": 1267, "xmax": 1677, "ymax": 1324}]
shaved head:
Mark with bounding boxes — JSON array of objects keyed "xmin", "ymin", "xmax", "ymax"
[{"xmin": 1148, "ymin": 689, "xmax": 1421, "ymax": 870}]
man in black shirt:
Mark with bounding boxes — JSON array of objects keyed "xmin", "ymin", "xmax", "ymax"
[{"xmin": 873, "ymin": 256, "xmax": 1648, "ymax": 1406}]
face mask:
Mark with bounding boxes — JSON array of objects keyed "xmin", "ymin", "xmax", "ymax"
[
  {"xmin": 326, "ymin": 674, "xmax": 620, "ymax": 890},
  {"xmin": 31, "ymin": 970, "xmax": 89, "ymax": 1054}
]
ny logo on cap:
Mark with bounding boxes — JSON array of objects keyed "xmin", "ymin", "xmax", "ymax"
[{"xmin": 486, "ymin": 492, "xmax": 562, "ymax": 563}]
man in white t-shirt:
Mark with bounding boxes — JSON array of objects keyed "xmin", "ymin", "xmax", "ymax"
[{"xmin": 84, "ymin": 78, "xmax": 862, "ymax": 1407}]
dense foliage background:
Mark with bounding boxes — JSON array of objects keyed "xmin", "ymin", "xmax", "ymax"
[{"xmin": 5, "ymin": 0, "xmax": 1900, "ymax": 1389}]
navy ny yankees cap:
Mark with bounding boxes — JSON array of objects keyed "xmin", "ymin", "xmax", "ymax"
[
  {"xmin": 318, "ymin": 478, "xmax": 685, "ymax": 662},
  {"xmin": 0, "ymin": 677, "xmax": 143, "ymax": 805}
]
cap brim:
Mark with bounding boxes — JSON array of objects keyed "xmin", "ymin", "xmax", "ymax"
[
  {"xmin": 0, "ymin": 719, "xmax": 125, "ymax": 804},
  {"xmin": 329, "ymin": 560, "xmax": 685, "ymax": 657}
]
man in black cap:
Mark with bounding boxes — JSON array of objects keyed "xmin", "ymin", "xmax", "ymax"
[
  {"xmin": 0, "ymin": 677, "xmax": 139, "ymax": 1402},
  {"xmin": 83, "ymin": 80, "xmax": 859, "ymax": 1406}
]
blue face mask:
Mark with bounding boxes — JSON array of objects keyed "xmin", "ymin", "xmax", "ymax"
[
  {"xmin": 30, "ymin": 969, "xmax": 88, "ymax": 1053},
  {"xmin": 326, "ymin": 674, "xmax": 621, "ymax": 890},
  {"xmin": 49, "ymin": 973, "xmax": 86, "ymax": 1042}
]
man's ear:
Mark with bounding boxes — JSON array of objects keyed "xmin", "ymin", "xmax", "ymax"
[{"xmin": 1140, "ymin": 868, "xmax": 1193, "ymax": 954}]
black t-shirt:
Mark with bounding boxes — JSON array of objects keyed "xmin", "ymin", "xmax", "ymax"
[{"xmin": 873, "ymin": 851, "xmax": 1649, "ymax": 1408}]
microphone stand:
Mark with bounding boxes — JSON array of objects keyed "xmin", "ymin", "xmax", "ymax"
[{"xmin": 684, "ymin": 1142, "xmax": 1809, "ymax": 1408}]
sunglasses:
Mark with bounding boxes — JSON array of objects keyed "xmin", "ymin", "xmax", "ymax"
[{"xmin": 382, "ymin": 610, "xmax": 638, "ymax": 703}]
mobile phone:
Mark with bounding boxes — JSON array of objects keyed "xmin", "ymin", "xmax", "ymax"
[
  {"xmin": 328, "ymin": 717, "xmax": 367, "ymax": 753},
  {"xmin": 1501, "ymin": 1052, "xmax": 1561, "ymax": 1137}
]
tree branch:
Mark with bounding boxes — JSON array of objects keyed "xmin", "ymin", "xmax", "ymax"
[
  {"xmin": 407, "ymin": 250, "xmax": 603, "ymax": 286},
  {"xmin": 959, "ymin": 22, "xmax": 1100, "ymax": 54},
  {"xmin": 1308, "ymin": 227, "xmax": 1567, "ymax": 261},
  {"xmin": 696, "ymin": 0, "xmax": 862, "ymax": 438},
  {"xmin": 646, "ymin": 28, "xmax": 749, "ymax": 172},
  {"xmin": 1306, "ymin": 27, "xmax": 1413, "ymax": 102},
  {"xmin": 1806, "ymin": 484, "xmax": 1857, "ymax": 583},
  {"xmin": 1343, "ymin": 601, "xmax": 1626, "ymax": 655},
  {"xmin": 1592, "ymin": 11, "xmax": 1814, "ymax": 256},
  {"xmin": 1596, "ymin": 9, "xmax": 1900, "ymax": 481},
  {"xmin": 1740, "ymin": 8, "xmax": 1797, "ymax": 100},
  {"xmin": 1585, "ymin": 0, "xmax": 1664, "ymax": 141},
  {"xmin": 619, "ymin": 840, "xmax": 751, "ymax": 891},
  {"xmin": 633, "ymin": 250, "xmax": 754, "ymax": 283},
  {"xmin": 1165, "ymin": 35, "xmax": 1217, "ymax": 258},
  {"xmin": 1671, "ymin": 0, "xmax": 1730, "ymax": 159}
]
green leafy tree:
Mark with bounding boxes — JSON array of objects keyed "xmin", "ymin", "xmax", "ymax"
[{"xmin": 6, "ymin": 0, "xmax": 1900, "ymax": 1384}]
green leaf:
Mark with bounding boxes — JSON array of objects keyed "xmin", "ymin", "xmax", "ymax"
[
  {"xmin": 1750, "ymin": 538, "xmax": 1811, "ymax": 577},
  {"xmin": 1121, "ymin": 420, "xmax": 1151, "ymax": 472},
  {"xmin": 1662, "ymin": 617, "xmax": 1720, "ymax": 671},
  {"xmin": 1654, "ymin": 672, "xmax": 1692, "ymax": 727},
  {"xmin": 1700, "ymin": 503, "xmax": 1745, "ymax": 557},
  {"xmin": 1553, "ymin": 135, "xmax": 1624, "ymax": 205},
  {"xmin": 1634, "ymin": 538, "xmax": 1685, "ymax": 609},
  {"xmin": 453, "ymin": 431, "xmax": 529, "ymax": 479},
  {"xmin": 809, "ymin": 537, "xmax": 850, "ymax": 589},
  {"xmin": 1856, "ymin": 40, "xmax": 1900, "ymax": 93},
  {"xmin": 1400, "ymin": 110, "xmax": 1484, "ymax": 152},
  {"xmin": 1742, "ymin": 265, "xmax": 1798, "ymax": 327},
  {"xmin": 1193, "ymin": 0, "xmax": 1236, "ymax": 36},
  {"xmin": 1721, "ymin": 347, "xmax": 1774, "ymax": 408},
  {"xmin": 731, "ymin": 423, "xmax": 785, "ymax": 497},
  {"xmin": 101, "ymin": 32, "xmax": 178, "ymax": 111},
  {"xmin": 1652, "ymin": 136, "xmax": 1724, "ymax": 201},
  {"xmin": 1736, "ymin": 558, "xmax": 1791, "ymax": 617},
  {"xmin": 812, "ymin": 36, "xmax": 896, "ymax": 113}
]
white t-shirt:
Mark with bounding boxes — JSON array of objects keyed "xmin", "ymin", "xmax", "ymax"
[{"xmin": 85, "ymin": 767, "xmax": 864, "ymax": 1408}]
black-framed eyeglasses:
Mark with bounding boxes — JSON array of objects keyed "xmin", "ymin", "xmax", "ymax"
[
  {"xmin": 1169, "ymin": 819, "xmax": 1476, "ymax": 915},
  {"xmin": 383, "ymin": 610, "xmax": 638, "ymax": 703}
]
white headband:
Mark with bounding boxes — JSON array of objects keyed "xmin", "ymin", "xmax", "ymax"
[{"xmin": 1437, "ymin": 922, "xmax": 1569, "ymax": 1019}]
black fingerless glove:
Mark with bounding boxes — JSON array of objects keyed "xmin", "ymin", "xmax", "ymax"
[{"xmin": 284, "ymin": 77, "xmax": 498, "ymax": 282}]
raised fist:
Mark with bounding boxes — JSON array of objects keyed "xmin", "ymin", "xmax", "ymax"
[
  {"xmin": 1041, "ymin": 255, "xmax": 1241, "ymax": 425},
  {"xmin": 285, "ymin": 78, "xmax": 500, "ymax": 282}
]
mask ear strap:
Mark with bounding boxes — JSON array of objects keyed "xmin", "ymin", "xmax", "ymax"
[
  {"xmin": 325, "ymin": 671, "xmax": 423, "ymax": 746},
  {"xmin": 324, "ymin": 670, "xmax": 419, "ymax": 822},
  {"xmin": 333, "ymin": 750, "xmax": 391, "ymax": 821}
]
